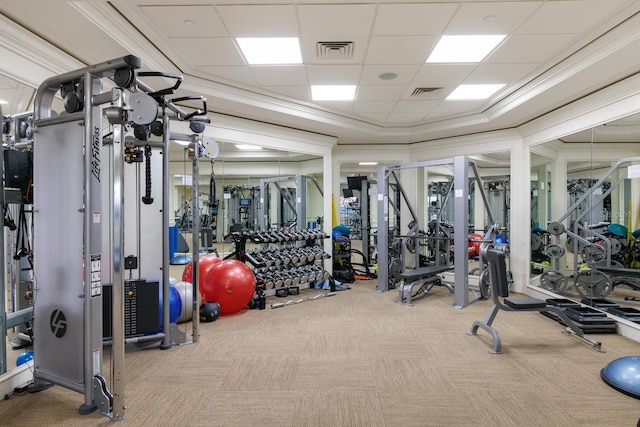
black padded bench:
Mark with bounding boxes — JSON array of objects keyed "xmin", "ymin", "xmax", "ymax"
[
  {"xmin": 467, "ymin": 249, "xmax": 604, "ymax": 354},
  {"xmin": 397, "ymin": 265, "xmax": 453, "ymax": 306},
  {"xmin": 595, "ymin": 266, "xmax": 640, "ymax": 293}
]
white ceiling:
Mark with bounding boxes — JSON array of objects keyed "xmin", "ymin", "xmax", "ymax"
[{"xmin": 0, "ymin": 0, "xmax": 639, "ymax": 150}]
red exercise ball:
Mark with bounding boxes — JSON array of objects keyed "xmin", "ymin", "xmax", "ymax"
[
  {"xmin": 201, "ymin": 259, "xmax": 255, "ymax": 316},
  {"xmin": 468, "ymin": 233, "xmax": 483, "ymax": 257},
  {"xmin": 182, "ymin": 254, "xmax": 221, "ymax": 299}
]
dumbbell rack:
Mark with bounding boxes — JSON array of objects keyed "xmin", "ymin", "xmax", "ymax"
[{"xmin": 225, "ymin": 229, "xmax": 334, "ymax": 297}]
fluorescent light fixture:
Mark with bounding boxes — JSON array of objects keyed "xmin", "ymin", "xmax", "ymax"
[
  {"xmin": 311, "ymin": 85, "xmax": 356, "ymax": 101},
  {"xmin": 359, "ymin": 162, "xmax": 378, "ymax": 166},
  {"xmin": 446, "ymin": 84, "xmax": 505, "ymax": 100},
  {"xmin": 427, "ymin": 35, "xmax": 506, "ymax": 63},
  {"xmin": 236, "ymin": 37, "xmax": 302, "ymax": 65},
  {"xmin": 0, "ymin": 99, "xmax": 7, "ymax": 105},
  {"xmin": 235, "ymin": 144, "xmax": 262, "ymax": 150}
]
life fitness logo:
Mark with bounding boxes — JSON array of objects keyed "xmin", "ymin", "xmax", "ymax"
[{"xmin": 50, "ymin": 309, "xmax": 67, "ymax": 338}]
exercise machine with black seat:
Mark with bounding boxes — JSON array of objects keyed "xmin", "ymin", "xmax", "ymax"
[{"xmin": 467, "ymin": 248, "xmax": 604, "ymax": 354}]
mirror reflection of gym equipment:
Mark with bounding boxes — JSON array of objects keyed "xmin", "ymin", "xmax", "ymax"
[
  {"xmin": 377, "ymin": 156, "xmax": 509, "ymax": 308},
  {"xmin": 541, "ymin": 158, "xmax": 640, "ymax": 305},
  {"xmin": 340, "ymin": 176, "xmax": 378, "ymax": 275},
  {"xmin": 223, "ymin": 184, "xmax": 260, "ymax": 234},
  {"xmin": 258, "ymin": 175, "xmax": 323, "ymax": 232}
]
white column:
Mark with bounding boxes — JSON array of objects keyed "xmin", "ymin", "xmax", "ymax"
[{"xmin": 510, "ymin": 145, "xmax": 530, "ymax": 293}]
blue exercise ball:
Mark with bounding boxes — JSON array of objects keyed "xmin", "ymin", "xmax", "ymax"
[
  {"xmin": 16, "ymin": 351, "xmax": 34, "ymax": 366},
  {"xmin": 334, "ymin": 224, "xmax": 351, "ymax": 237},
  {"xmin": 332, "ymin": 229, "xmax": 342, "ymax": 239},
  {"xmin": 495, "ymin": 235, "xmax": 508, "ymax": 244},
  {"xmin": 159, "ymin": 284, "xmax": 182, "ymax": 325},
  {"xmin": 601, "ymin": 356, "xmax": 640, "ymax": 399}
]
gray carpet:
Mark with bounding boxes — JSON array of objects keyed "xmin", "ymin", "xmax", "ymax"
[{"xmin": 1, "ymin": 280, "xmax": 639, "ymax": 426}]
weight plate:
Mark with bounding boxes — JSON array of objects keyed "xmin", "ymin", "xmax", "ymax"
[
  {"xmin": 580, "ymin": 244, "xmax": 606, "ymax": 264},
  {"xmin": 392, "ymin": 238, "xmax": 403, "ymax": 255},
  {"xmin": 574, "ymin": 270, "xmax": 611, "ymax": 299},
  {"xmin": 479, "ymin": 269, "xmax": 491, "ymax": 300},
  {"xmin": 531, "ymin": 233, "xmax": 542, "ymax": 252},
  {"xmin": 405, "ymin": 236, "xmax": 417, "ymax": 254},
  {"xmin": 539, "ymin": 270, "xmax": 567, "ymax": 293},
  {"xmin": 610, "ymin": 239, "xmax": 622, "ymax": 255},
  {"xmin": 548, "ymin": 222, "xmax": 565, "ymax": 236},
  {"xmin": 545, "ymin": 243, "xmax": 565, "ymax": 259}
]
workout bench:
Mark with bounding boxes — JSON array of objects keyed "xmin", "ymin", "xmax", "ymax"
[
  {"xmin": 467, "ymin": 249, "xmax": 604, "ymax": 354},
  {"xmin": 397, "ymin": 265, "xmax": 453, "ymax": 306}
]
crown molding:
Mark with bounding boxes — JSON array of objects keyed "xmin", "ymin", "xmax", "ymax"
[
  {"xmin": 0, "ymin": 14, "xmax": 83, "ymax": 87},
  {"xmin": 487, "ymin": 5, "xmax": 640, "ymax": 121}
]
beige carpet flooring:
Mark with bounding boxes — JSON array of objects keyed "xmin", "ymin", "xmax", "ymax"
[{"xmin": 1, "ymin": 280, "xmax": 639, "ymax": 426}]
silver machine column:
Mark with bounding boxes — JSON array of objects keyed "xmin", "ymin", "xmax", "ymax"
[
  {"xmin": 31, "ymin": 55, "xmax": 142, "ymax": 419},
  {"xmin": 452, "ymin": 156, "xmax": 470, "ymax": 308}
]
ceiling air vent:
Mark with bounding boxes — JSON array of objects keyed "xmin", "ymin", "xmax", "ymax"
[
  {"xmin": 317, "ymin": 41, "xmax": 354, "ymax": 59},
  {"xmin": 411, "ymin": 87, "xmax": 442, "ymax": 97}
]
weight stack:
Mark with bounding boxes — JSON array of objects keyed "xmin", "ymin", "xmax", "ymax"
[{"xmin": 103, "ymin": 279, "xmax": 160, "ymax": 338}]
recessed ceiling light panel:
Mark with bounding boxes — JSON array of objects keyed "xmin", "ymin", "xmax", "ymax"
[
  {"xmin": 427, "ymin": 35, "xmax": 506, "ymax": 63},
  {"xmin": 236, "ymin": 37, "xmax": 302, "ymax": 65},
  {"xmin": 235, "ymin": 144, "xmax": 263, "ymax": 150},
  {"xmin": 311, "ymin": 85, "xmax": 356, "ymax": 101},
  {"xmin": 446, "ymin": 84, "xmax": 505, "ymax": 100}
]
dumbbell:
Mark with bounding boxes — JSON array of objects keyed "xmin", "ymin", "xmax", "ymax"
[{"xmin": 301, "ymin": 249, "xmax": 316, "ymax": 262}]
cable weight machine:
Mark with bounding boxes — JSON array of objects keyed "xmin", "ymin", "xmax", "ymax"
[{"xmin": 29, "ymin": 55, "xmax": 211, "ymax": 420}]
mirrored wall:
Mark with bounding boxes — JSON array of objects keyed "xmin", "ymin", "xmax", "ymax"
[
  {"xmin": 168, "ymin": 140, "xmax": 324, "ymax": 259},
  {"xmin": 529, "ymin": 115, "xmax": 640, "ymax": 322}
]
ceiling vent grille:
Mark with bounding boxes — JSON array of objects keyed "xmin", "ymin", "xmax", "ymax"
[
  {"xmin": 411, "ymin": 87, "xmax": 442, "ymax": 97},
  {"xmin": 317, "ymin": 41, "xmax": 354, "ymax": 59}
]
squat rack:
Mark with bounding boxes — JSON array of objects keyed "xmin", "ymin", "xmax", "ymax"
[{"xmin": 376, "ymin": 156, "xmax": 499, "ymax": 308}]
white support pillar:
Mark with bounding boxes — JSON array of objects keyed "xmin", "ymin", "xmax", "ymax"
[{"xmin": 510, "ymin": 145, "xmax": 530, "ymax": 293}]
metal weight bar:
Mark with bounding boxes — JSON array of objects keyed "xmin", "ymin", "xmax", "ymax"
[{"xmin": 271, "ymin": 292, "xmax": 337, "ymax": 309}]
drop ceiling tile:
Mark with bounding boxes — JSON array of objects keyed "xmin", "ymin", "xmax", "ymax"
[
  {"xmin": 298, "ymin": 4, "xmax": 377, "ymax": 36},
  {"xmin": 409, "ymin": 64, "xmax": 477, "ymax": 89},
  {"xmin": 360, "ymin": 65, "xmax": 420, "ymax": 85},
  {"xmin": 353, "ymin": 101, "xmax": 397, "ymax": 113},
  {"xmin": 353, "ymin": 112, "xmax": 389, "ymax": 123},
  {"xmin": 463, "ymin": 63, "xmax": 539, "ymax": 84},
  {"xmin": 517, "ymin": 0, "xmax": 627, "ymax": 34},
  {"xmin": 366, "ymin": 36, "xmax": 439, "ymax": 65},
  {"xmin": 169, "ymin": 38, "xmax": 244, "ymax": 66},
  {"xmin": 372, "ymin": 3, "xmax": 459, "ymax": 36},
  {"xmin": 300, "ymin": 36, "xmax": 369, "ymax": 65},
  {"xmin": 357, "ymin": 85, "xmax": 407, "ymax": 101},
  {"xmin": 306, "ymin": 65, "xmax": 363, "ymax": 85},
  {"xmin": 263, "ymin": 86, "xmax": 310, "ymax": 102},
  {"xmin": 140, "ymin": 5, "xmax": 228, "ymax": 37},
  {"xmin": 386, "ymin": 113, "xmax": 426, "ymax": 124},
  {"xmin": 486, "ymin": 34, "xmax": 578, "ymax": 63},
  {"xmin": 250, "ymin": 66, "xmax": 308, "ymax": 86},
  {"xmin": 215, "ymin": 5, "xmax": 299, "ymax": 37},
  {"xmin": 313, "ymin": 100, "xmax": 354, "ymax": 113},
  {"xmin": 444, "ymin": 1, "xmax": 542, "ymax": 35},
  {"xmin": 393, "ymin": 100, "xmax": 440, "ymax": 114},
  {"xmin": 195, "ymin": 66, "xmax": 257, "ymax": 86}
]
